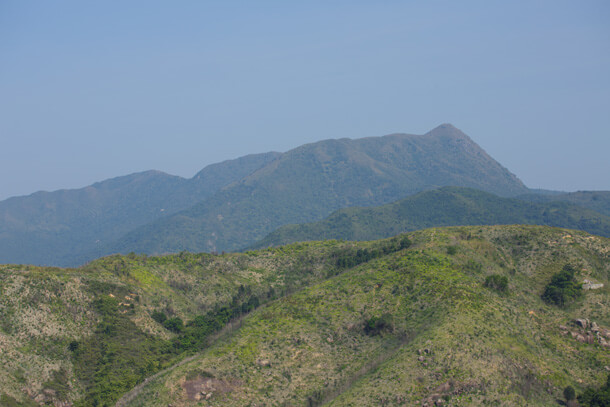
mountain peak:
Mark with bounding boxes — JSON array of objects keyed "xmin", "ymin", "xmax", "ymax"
[{"xmin": 426, "ymin": 123, "xmax": 469, "ymax": 138}]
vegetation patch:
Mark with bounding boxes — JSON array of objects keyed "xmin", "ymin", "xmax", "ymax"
[
  {"xmin": 484, "ymin": 274, "xmax": 509, "ymax": 292},
  {"xmin": 542, "ymin": 264, "xmax": 583, "ymax": 307}
]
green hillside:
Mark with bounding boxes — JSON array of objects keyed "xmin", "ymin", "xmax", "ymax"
[
  {"xmin": 1, "ymin": 225, "xmax": 608, "ymax": 406},
  {"xmin": 121, "ymin": 225, "xmax": 610, "ymax": 407},
  {"xmin": 518, "ymin": 191, "xmax": 610, "ymax": 217},
  {"xmin": 0, "ymin": 152, "xmax": 280, "ymax": 266},
  {"xmin": 251, "ymin": 187, "xmax": 610, "ymax": 249},
  {"xmin": 101, "ymin": 124, "xmax": 528, "ymax": 257},
  {"xmin": 0, "ymin": 237, "xmax": 362, "ymax": 406}
]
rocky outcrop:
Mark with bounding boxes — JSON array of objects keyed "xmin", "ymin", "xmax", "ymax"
[
  {"xmin": 564, "ymin": 318, "xmax": 610, "ymax": 349},
  {"xmin": 582, "ymin": 279, "xmax": 604, "ymax": 290}
]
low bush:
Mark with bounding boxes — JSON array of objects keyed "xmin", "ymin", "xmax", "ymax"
[{"xmin": 484, "ymin": 274, "xmax": 508, "ymax": 292}]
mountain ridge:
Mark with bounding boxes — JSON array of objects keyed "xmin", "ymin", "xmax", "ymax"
[
  {"xmin": 95, "ymin": 124, "xmax": 529, "ymax": 260},
  {"xmin": 0, "ymin": 152, "xmax": 280, "ymax": 266},
  {"xmin": 249, "ymin": 186, "xmax": 610, "ymax": 249}
]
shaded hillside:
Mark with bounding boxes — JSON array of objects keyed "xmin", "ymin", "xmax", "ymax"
[
  {"xmin": 117, "ymin": 226, "xmax": 609, "ymax": 406},
  {"xmin": 251, "ymin": 187, "xmax": 610, "ymax": 248},
  {"xmin": 518, "ymin": 190, "xmax": 610, "ymax": 217},
  {"xmin": 0, "ymin": 152, "xmax": 280, "ymax": 266},
  {"xmin": 101, "ymin": 124, "xmax": 528, "ymax": 257}
]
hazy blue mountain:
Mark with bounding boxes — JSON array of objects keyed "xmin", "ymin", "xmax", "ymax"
[
  {"xmin": 249, "ymin": 186, "xmax": 610, "ymax": 249},
  {"xmin": 0, "ymin": 152, "xmax": 280, "ymax": 266},
  {"xmin": 98, "ymin": 124, "xmax": 529, "ymax": 259}
]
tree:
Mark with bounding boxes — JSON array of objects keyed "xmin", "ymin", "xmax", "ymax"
[
  {"xmin": 163, "ymin": 317, "xmax": 184, "ymax": 333},
  {"xmin": 542, "ymin": 264, "xmax": 582, "ymax": 307},
  {"xmin": 564, "ymin": 386, "xmax": 576, "ymax": 403}
]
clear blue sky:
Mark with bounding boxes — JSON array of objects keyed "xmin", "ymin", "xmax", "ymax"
[{"xmin": 1, "ymin": 1, "xmax": 609, "ymax": 200}]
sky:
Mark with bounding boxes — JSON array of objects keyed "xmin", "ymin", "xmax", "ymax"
[{"xmin": 1, "ymin": 1, "xmax": 609, "ymax": 200}]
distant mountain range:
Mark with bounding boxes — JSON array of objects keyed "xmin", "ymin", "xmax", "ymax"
[
  {"xmin": 3, "ymin": 123, "xmax": 608, "ymax": 267},
  {"xmin": 0, "ymin": 152, "xmax": 280, "ymax": 265},
  {"xmin": 91, "ymin": 124, "xmax": 528, "ymax": 261},
  {"xmin": 250, "ymin": 186, "xmax": 610, "ymax": 248}
]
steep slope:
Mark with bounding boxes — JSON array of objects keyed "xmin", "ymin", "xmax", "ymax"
[
  {"xmin": 117, "ymin": 226, "xmax": 610, "ymax": 406},
  {"xmin": 102, "ymin": 124, "xmax": 528, "ymax": 257},
  {"xmin": 251, "ymin": 187, "xmax": 610, "ymax": 248},
  {"xmin": 0, "ymin": 152, "xmax": 280, "ymax": 266}
]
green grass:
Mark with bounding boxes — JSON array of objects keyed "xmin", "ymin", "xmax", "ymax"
[{"xmin": 125, "ymin": 226, "xmax": 610, "ymax": 406}]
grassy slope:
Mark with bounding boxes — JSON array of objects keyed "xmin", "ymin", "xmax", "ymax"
[
  {"xmin": 1, "ymin": 225, "xmax": 608, "ymax": 406},
  {"xmin": 125, "ymin": 226, "xmax": 610, "ymax": 407},
  {"xmin": 0, "ymin": 240, "xmax": 368, "ymax": 406},
  {"xmin": 251, "ymin": 187, "xmax": 610, "ymax": 249}
]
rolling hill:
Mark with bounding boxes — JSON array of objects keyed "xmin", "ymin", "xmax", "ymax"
[
  {"xmin": 250, "ymin": 187, "xmax": 610, "ymax": 249},
  {"xmin": 1, "ymin": 225, "xmax": 608, "ymax": 406},
  {"xmin": 518, "ymin": 191, "xmax": 610, "ymax": 217}
]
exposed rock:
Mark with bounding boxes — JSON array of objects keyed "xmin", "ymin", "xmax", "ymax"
[
  {"xmin": 418, "ymin": 356, "xmax": 426, "ymax": 362},
  {"xmin": 583, "ymin": 279, "xmax": 604, "ymax": 290}
]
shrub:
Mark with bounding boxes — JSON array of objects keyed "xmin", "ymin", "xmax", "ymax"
[
  {"xmin": 564, "ymin": 385, "xmax": 576, "ymax": 402},
  {"xmin": 484, "ymin": 274, "xmax": 508, "ymax": 292},
  {"xmin": 68, "ymin": 340, "xmax": 79, "ymax": 352},
  {"xmin": 151, "ymin": 310, "xmax": 167, "ymax": 324},
  {"xmin": 363, "ymin": 314, "xmax": 393, "ymax": 336},
  {"xmin": 541, "ymin": 264, "xmax": 582, "ymax": 307},
  {"xmin": 163, "ymin": 317, "xmax": 184, "ymax": 333},
  {"xmin": 578, "ymin": 374, "xmax": 610, "ymax": 406}
]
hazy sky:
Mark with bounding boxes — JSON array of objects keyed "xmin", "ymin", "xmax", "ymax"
[{"xmin": 1, "ymin": 1, "xmax": 609, "ymax": 200}]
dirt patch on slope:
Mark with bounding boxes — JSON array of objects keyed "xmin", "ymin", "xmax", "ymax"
[{"xmin": 182, "ymin": 374, "xmax": 240, "ymax": 401}]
